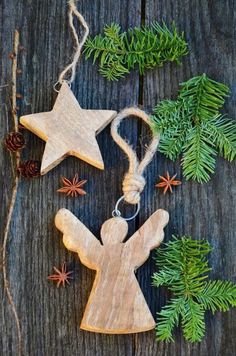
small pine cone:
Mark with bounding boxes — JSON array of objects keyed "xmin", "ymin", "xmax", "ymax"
[
  {"xmin": 8, "ymin": 52, "xmax": 16, "ymax": 59},
  {"xmin": 18, "ymin": 160, "xmax": 41, "ymax": 178},
  {"xmin": 5, "ymin": 132, "xmax": 25, "ymax": 152}
]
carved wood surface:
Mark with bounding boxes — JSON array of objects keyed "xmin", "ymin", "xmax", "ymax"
[
  {"xmin": 20, "ymin": 82, "xmax": 117, "ymax": 174},
  {"xmin": 1, "ymin": 0, "xmax": 236, "ymax": 355},
  {"xmin": 55, "ymin": 208, "xmax": 169, "ymax": 334}
]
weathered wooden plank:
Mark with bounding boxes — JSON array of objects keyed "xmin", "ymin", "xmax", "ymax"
[
  {"xmin": 135, "ymin": 1, "xmax": 236, "ymax": 356},
  {"xmin": 0, "ymin": 0, "xmax": 141, "ymax": 355}
]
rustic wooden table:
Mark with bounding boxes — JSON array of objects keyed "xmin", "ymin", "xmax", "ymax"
[{"xmin": 1, "ymin": 1, "xmax": 236, "ymax": 355}]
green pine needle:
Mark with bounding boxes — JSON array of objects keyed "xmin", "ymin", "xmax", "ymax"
[
  {"xmin": 152, "ymin": 236, "xmax": 236, "ymax": 342},
  {"xmin": 83, "ymin": 22, "xmax": 188, "ymax": 80},
  {"xmin": 182, "ymin": 125, "xmax": 217, "ymax": 183},
  {"xmin": 181, "ymin": 299, "xmax": 205, "ymax": 342},
  {"xmin": 151, "ymin": 74, "xmax": 236, "ymax": 183},
  {"xmin": 156, "ymin": 297, "xmax": 184, "ymax": 341},
  {"xmin": 197, "ymin": 280, "xmax": 236, "ymax": 313},
  {"xmin": 206, "ymin": 116, "xmax": 236, "ymax": 161}
]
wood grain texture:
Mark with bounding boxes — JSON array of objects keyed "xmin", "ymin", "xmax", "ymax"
[
  {"xmin": 0, "ymin": 0, "xmax": 236, "ymax": 355},
  {"xmin": 20, "ymin": 82, "xmax": 117, "ymax": 174},
  {"xmin": 137, "ymin": 1, "xmax": 236, "ymax": 356},
  {"xmin": 55, "ymin": 208, "xmax": 169, "ymax": 334}
]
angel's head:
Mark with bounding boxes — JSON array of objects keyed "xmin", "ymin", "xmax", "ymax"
[{"xmin": 100, "ymin": 217, "xmax": 128, "ymax": 245}]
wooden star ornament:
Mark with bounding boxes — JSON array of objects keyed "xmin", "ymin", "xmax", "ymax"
[{"xmin": 20, "ymin": 82, "xmax": 117, "ymax": 174}]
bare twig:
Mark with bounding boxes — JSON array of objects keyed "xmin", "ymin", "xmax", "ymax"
[
  {"xmin": 2, "ymin": 29, "xmax": 23, "ymax": 356},
  {"xmin": 1, "ymin": 102, "xmax": 15, "ymax": 174}
]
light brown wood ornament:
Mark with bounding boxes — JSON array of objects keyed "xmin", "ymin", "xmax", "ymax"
[
  {"xmin": 55, "ymin": 208, "xmax": 169, "ymax": 334},
  {"xmin": 20, "ymin": 82, "xmax": 117, "ymax": 174}
]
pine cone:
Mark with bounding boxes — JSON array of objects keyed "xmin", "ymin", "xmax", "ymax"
[
  {"xmin": 5, "ymin": 131, "xmax": 25, "ymax": 152},
  {"xmin": 18, "ymin": 160, "xmax": 41, "ymax": 178}
]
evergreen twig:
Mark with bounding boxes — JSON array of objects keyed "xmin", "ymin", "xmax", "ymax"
[
  {"xmin": 84, "ymin": 22, "xmax": 188, "ymax": 80},
  {"xmin": 152, "ymin": 236, "xmax": 236, "ymax": 342},
  {"xmin": 151, "ymin": 74, "xmax": 236, "ymax": 183}
]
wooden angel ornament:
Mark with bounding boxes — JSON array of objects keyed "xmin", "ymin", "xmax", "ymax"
[{"xmin": 55, "ymin": 208, "xmax": 169, "ymax": 334}]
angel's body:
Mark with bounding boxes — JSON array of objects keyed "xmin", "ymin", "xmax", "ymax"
[
  {"xmin": 55, "ymin": 208, "xmax": 169, "ymax": 334},
  {"xmin": 81, "ymin": 242, "xmax": 155, "ymax": 333}
]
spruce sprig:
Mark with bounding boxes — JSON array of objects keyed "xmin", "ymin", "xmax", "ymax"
[
  {"xmin": 151, "ymin": 74, "xmax": 236, "ymax": 182},
  {"xmin": 152, "ymin": 236, "xmax": 236, "ymax": 342},
  {"xmin": 83, "ymin": 22, "xmax": 188, "ymax": 80}
]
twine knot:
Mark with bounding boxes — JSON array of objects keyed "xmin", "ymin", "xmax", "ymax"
[{"xmin": 123, "ymin": 173, "xmax": 146, "ymax": 204}]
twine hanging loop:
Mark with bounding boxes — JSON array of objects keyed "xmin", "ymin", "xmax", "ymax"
[
  {"xmin": 111, "ymin": 107, "xmax": 160, "ymax": 205},
  {"xmin": 57, "ymin": 0, "xmax": 89, "ymax": 85}
]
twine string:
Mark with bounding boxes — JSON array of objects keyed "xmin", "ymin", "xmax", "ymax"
[
  {"xmin": 58, "ymin": 0, "xmax": 89, "ymax": 85},
  {"xmin": 111, "ymin": 107, "xmax": 160, "ymax": 205}
]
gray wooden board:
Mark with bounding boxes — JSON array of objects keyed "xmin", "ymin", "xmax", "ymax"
[{"xmin": 0, "ymin": 0, "xmax": 236, "ymax": 355}]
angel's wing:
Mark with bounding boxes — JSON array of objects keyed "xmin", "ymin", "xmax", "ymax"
[
  {"xmin": 55, "ymin": 208, "xmax": 103, "ymax": 269},
  {"xmin": 124, "ymin": 209, "xmax": 169, "ymax": 269}
]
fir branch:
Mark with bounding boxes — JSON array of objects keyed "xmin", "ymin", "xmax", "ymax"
[
  {"xmin": 151, "ymin": 74, "xmax": 236, "ymax": 183},
  {"xmin": 152, "ymin": 268, "xmax": 180, "ymax": 287},
  {"xmin": 181, "ymin": 299, "xmax": 205, "ymax": 342},
  {"xmin": 196, "ymin": 280, "xmax": 236, "ymax": 313},
  {"xmin": 179, "ymin": 74, "xmax": 229, "ymax": 122},
  {"xmin": 182, "ymin": 125, "xmax": 217, "ymax": 183},
  {"xmin": 152, "ymin": 236, "xmax": 236, "ymax": 342},
  {"xmin": 205, "ymin": 115, "xmax": 236, "ymax": 161},
  {"xmin": 151, "ymin": 100, "xmax": 191, "ymax": 160},
  {"xmin": 156, "ymin": 297, "xmax": 184, "ymax": 342},
  {"xmin": 84, "ymin": 22, "xmax": 188, "ymax": 80}
]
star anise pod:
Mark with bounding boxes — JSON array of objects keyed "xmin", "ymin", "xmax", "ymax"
[
  {"xmin": 47, "ymin": 262, "xmax": 73, "ymax": 288},
  {"xmin": 57, "ymin": 173, "xmax": 87, "ymax": 197},
  {"xmin": 4, "ymin": 131, "xmax": 25, "ymax": 152},
  {"xmin": 156, "ymin": 171, "xmax": 182, "ymax": 194},
  {"xmin": 18, "ymin": 160, "xmax": 41, "ymax": 178}
]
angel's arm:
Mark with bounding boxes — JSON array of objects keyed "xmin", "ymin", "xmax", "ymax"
[
  {"xmin": 55, "ymin": 209, "xmax": 103, "ymax": 269},
  {"xmin": 125, "ymin": 209, "xmax": 169, "ymax": 268}
]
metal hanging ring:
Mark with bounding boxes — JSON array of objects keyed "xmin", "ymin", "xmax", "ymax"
[{"xmin": 112, "ymin": 195, "xmax": 140, "ymax": 221}]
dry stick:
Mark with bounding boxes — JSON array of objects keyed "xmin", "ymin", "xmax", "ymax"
[
  {"xmin": 2, "ymin": 29, "xmax": 23, "ymax": 356},
  {"xmin": 1, "ymin": 102, "xmax": 15, "ymax": 174}
]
